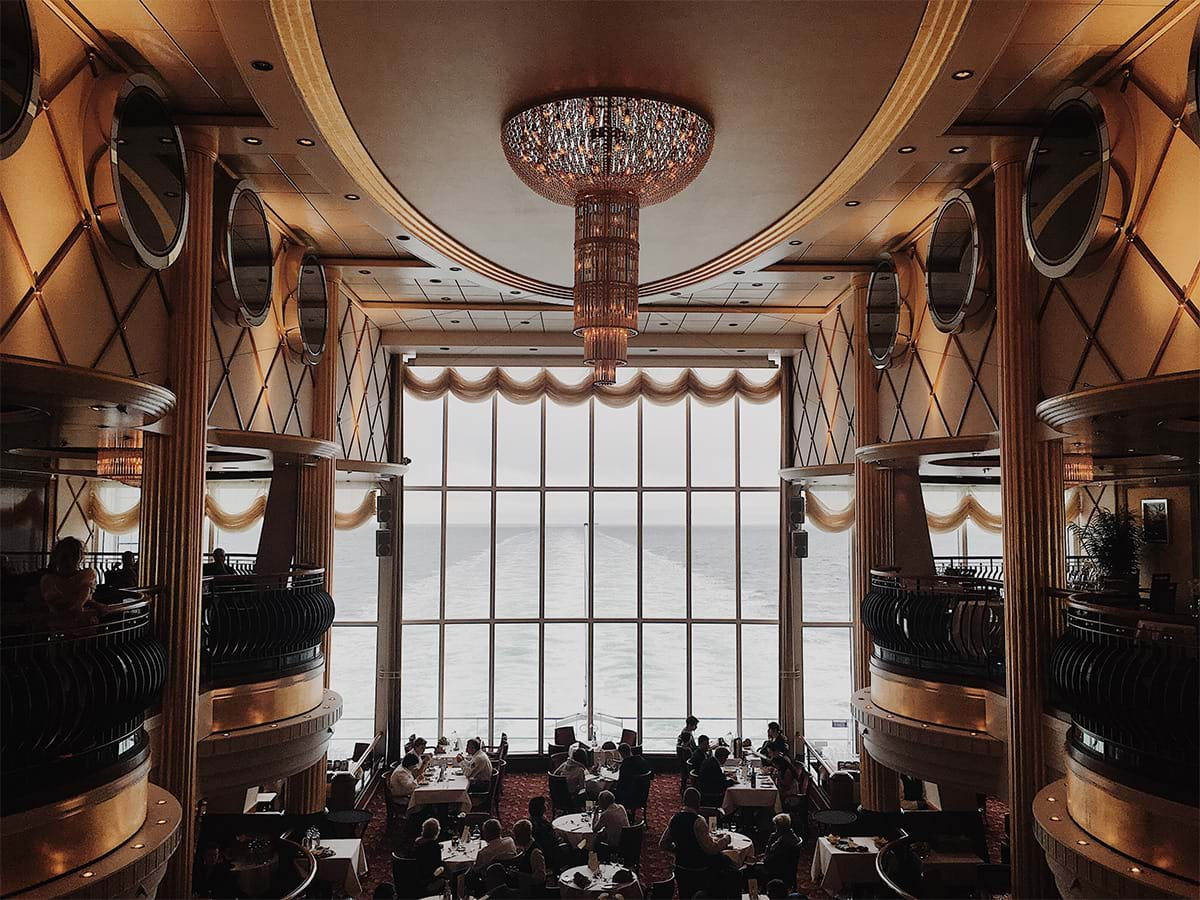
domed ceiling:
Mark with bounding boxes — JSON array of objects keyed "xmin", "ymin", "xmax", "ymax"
[{"xmin": 311, "ymin": 0, "xmax": 926, "ymax": 288}]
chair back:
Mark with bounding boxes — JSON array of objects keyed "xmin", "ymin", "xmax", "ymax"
[
  {"xmin": 554, "ymin": 725, "xmax": 577, "ymax": 746},
  {"xmin": 391, "ymin": 854, "xmax": 421, "ymax": 899},
  {"xmin": 490, "ymin": 759, "xmax": 507, "ymax": 814},
  {"xmin": 632, "ymin": 771, "xmax": 653, "ymax": 810},
  {"xmin": 674, "ymin": 863, "xmax": 708, "ymax": 899},
  {"xmin": 548, "ymin": 773, "xmax": 576, "ymax": 815},
  {"xmin": 648, "ymin": 877, "xmax": 675, "ymax": 898},
  {"xmin": 620, "ymin": 728, "xmax": 638, "ymax": 748},
  {"xmin": 828, "ymin": 769, "xmax": 856, "ymax": 811},
  {"xmin": 770, "ymin": 842, "xmax": 803, "ymax": 890},
  {"xmin": 547, "ymin": 742, "xmax": 568, "ymax": 759},
  {"xmin": 617, "ymin": 820, "xmax": 646, "ymax": 870},
  {"xmin": 549, "ymin": 751, "xmax": 568, "ymax": 771},
  {"xmin": 1149, "ymin": 573, "xmax": 1176, "ymax": 612}
]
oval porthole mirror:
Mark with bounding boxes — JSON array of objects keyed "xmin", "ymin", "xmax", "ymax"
[
  {"xmin": 85, "ymin": 74, "xmax": 187, "ymax": 269},
  {"xmin": 213, "ymin": 177, "xmax": 273, "ymax": 326},
  {"xmin": 866, "ymin": 254, "xmax": 913, "ymax": 370},
  {"xmin": 1022, "ymin": 87, "xmax": 1135, "ymax": 279},
  {"xmin": 926, "ymin": 187, "xmax": 994, "ymax": 334},
  {"xmin": 1, "ymin": 0, "xmax": 39, "ymax": 159},
  {"xmin": 1185, "ymin": 16, "xmax": 1199, "ymax": 146},
  {"xmin": 286, "ymin": 253, "xmax": 327, "ymax": 365}
]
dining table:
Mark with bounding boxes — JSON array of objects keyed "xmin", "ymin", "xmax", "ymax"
[
  {"xmin": 553, "ymin": 812, "xmax": 599, "ymax": 850},
  {"xmin": 809, "ymin": 835, "xmax": 885, "ymax": 896},
  {"xmin": 410, "ymin": 769, "xmax": 472, "ymax": 813},
  {"xmin": 720, "ymin": 771, "xmax": 782, "ymax": 813},
  {"xmin": 439, "ymin": 836, "xmax": 485, "ymax": 874},
  {"xmin": 713, "ymin": 828, "xmax": 756, "ymax": 866},
  {"xmin": 307, "ymin": 838, "xmax": 369, "ymax": 897},
  {"xmin": 558, "ymin": 862, "xmax": 643, "ymax": 898},
  {"xmin": 585, "ymin": 767, "xmax": 620, "ymax": 798}
]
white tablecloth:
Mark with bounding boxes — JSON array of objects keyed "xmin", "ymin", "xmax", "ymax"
[
  {"xmin": 554, "ymin": 812, "xmax": 598, "ymax": 850},
  {"xmin": 311, "ymin": 839, "xmax": 368, "ymax": 897},
  {"xmin": 412, "ymin": 773, "xmax": 472, "ymax": 812},
  {"xmin": 809, "ymin": 836, "xmax": 882, "ymax": 896},
  {"xmin": 439, "ymin": 837, "xmax": 485, "ymax": 873},
  {"xmin": 721, "ymin": 774, "xmax": 781, "ymax": 812},
  {"xmin": 714, "ymin": 829, "xmax": 756, "ymax": 866},
  {"xmin": 559, "ymin": 863, "xmax": 643, "ymax": 898},
  {"xmin": 585, "ymin": 769, "xmax": 619, "ymax": 798}
]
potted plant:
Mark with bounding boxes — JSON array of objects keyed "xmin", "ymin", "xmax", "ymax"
[{"xmin": 1069, "ymin": 508, "xmax": 1144, "ymax": 597}]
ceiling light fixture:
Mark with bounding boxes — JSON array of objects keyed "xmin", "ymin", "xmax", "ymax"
[
  {"xmin": 503, "ymin": 95, "xmax": 714, "ymax": 385},
  {"xmin": 250, "ymin": 60, "xmax": 274, "ymax": 72},
  {"xmin": 823, "ymin": 275, "xmax": 835, "ymax": 281},
  {"xmin": 97, "ymin": 429, "xmax": 143, "ymax": 487},
  {"xmin": 449, "ymin": 266, "xmax": 461, "ymax": 272},
  {"xmin": 951, "ymin": 69, "xmax": 974, "ymax": 80},
  {"xmin": 358, "ymin": 269, "xmax": 371, "ymax": 275},
  {"xmin": 296, "ymin": 138, "xmax": 316, "ymax": 147},
  {"xmin": 396, "ymin": 235, "xmax": 410, "ymax": 241},
  {"xmin": 845, "ymin": 200, "xmax": 861, "ymax": 207},
  {"xmin": 789, "ymin": 240, "xmax": 802, "ymax": 245},
  {"xmin": 344, "ymin": 193, "xmax": 360, "ymax": 201},
  {"xmin": 898, "ymin": 145, "xmax": 917, "ymax": 154},
  {"xmin": 242, "ymin": 136, "xmax": 263, "ymax": 146},
  {"xmin": 1064, "ymin": 453, "xmax": 1094, "ymax": 484},
  {"xmin": 949, "ymin": 146, "xmax": 968, "ymax": 154}
]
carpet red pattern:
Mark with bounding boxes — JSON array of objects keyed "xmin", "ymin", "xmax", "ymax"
[{"xmin": 353, "ymin": 774, "xmax": 1008, "ymax": 898}]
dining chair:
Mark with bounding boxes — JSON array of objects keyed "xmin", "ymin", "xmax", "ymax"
[
  {"xmin": 554, "ymin": 725, "xmax": 577, "ymax": 747},
  {"xmin": 648, "ymin": 876, "xmax": 675, "ymax": 898},
  {"xmin": 549, "ymin": 773, "xmax": 584, "ymax": 815},
  {"xmin": 616, "ymin": 820, "xmax": 646, "ymax": 871},
  {"xmin": 620, "ymin": 728, "xmax": 638, "ymax": 748}
]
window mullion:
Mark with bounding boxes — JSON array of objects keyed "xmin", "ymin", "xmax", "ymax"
[{"xmin": 488, "ymin": 393, "xmax": 497, "ymax": 746}]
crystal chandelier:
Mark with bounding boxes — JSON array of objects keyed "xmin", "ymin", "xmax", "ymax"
[
  {"xmin": 1064, "ymin": 452, "xmax": 1094, "ymax": 485},
  {"xmin": 97, "ymin": 428, "xmax": 143, "ymax": 486},
  {"xmin": 502, "ymin": 95, "xmax": 714, "ymax": 384}
]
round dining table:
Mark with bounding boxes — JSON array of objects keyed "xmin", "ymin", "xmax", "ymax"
[
  {"xmin": 439, "ymin": 836, "xmax": 485, "ymax": 873},
  {"xmin": 559, "ymin": 862, "xmax": 642, "ymax": 898},
  {"xmin": 553, "ymin": 812, "xmax": 597, "ymax": 850},
  {"xmin": 714, "ymin": 828, "xmax": 756, "ymax": 865},
  {"xmin": 585, "ymin": 768, "xmax": 619, "ymax": 798}
]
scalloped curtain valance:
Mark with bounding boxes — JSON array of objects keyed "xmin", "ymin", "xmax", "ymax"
[
  {"xmin": 805, "ymin": 490, "xmax": 1006, "ymax": 535},
  {"xmin": 86, "ymin": 487, "xmax": 379, "ymax": 535},
  {"xmin": 402, "ymin": 366, "xmax": 781, "ymax": 407}
]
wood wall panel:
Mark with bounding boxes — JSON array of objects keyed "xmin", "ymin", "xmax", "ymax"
[
  {"xmin": 788, "ymin": 304, "xmax": 855, "ymax": 466},
  {"xmin": 335, "ymin": 300, "xmax": 392, "ymax": 463}
]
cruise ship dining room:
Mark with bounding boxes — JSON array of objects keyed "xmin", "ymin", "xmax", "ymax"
[{"xmin": 0, "ymin": 1, "xmax": 1197, "ymax": 898}]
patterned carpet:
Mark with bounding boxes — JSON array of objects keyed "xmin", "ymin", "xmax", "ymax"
[{"xmin": 354, "ymin": 772, "xmax": 1008, "ymax": 898}]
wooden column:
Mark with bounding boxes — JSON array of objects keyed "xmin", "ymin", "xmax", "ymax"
[
  {"xmin": 850, "ymin": 272, "xmax": 900, "ymax": 812},
  {"xmin": 138, "ymin": 125, "xmax": 218, "ymax": 898},
  {"xmin": 287, "ymin": 268, "xmax": 340, "ymax": 815},
  {"xmin": 992, "ymin": 136, "xmax": 1064, "ymax": 898}
]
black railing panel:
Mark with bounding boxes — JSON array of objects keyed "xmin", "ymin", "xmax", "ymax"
[
  {"xmin": 201, "ymin": 568, "xmax": 335, "ymax": 683},
  {"xmin": 1051, "ymin": 598, "xmax": 1198, "ymax": 801},
  {"xmin": 864, "ymin": 572, "xmax": 1005, "ymax": 685}
]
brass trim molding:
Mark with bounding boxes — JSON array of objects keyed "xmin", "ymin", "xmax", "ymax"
[
  {"xmin": 1066, "ymin": 755, "xmax": 1198, "ymax": 883},
  {"xmin": 869, "ymin": 661, "xmax": 993, "ymax": 731},
  {"xmin": 1034, "ymin": 779, "xmax": 1197, "ymax": 899},
  {"xmin": 267, "ymin": 0, "xmax": 971, "ymax": 299},
  {"xmin": 206, "ymin": 664, "xmax": 326, "ymax": 733},
  {"xmin": 0, "ymin": 759, "xmax": 150, "ymax": 895}
]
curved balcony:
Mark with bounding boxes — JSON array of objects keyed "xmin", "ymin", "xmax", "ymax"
[{"xmin": 1, "ymin": 591, "xmax": 180, "ymax": 896}]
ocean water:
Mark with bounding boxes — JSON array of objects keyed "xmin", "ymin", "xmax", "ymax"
[{"xmin": 329, "ymin": 520, "xmax": 854, "ymax": 758}]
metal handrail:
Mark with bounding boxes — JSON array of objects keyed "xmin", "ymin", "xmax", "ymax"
[
  {"xmin": 279, "ymin": 838, "xmax": 318, "ymax": 900},
  {"xmin": 876, "ymin": 833, "xmax": 918, "ymax": 900}
]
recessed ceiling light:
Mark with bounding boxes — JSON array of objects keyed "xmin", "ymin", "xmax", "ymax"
[
  {"xmin": 728, "ymin": 323, "xmax": 738, "ymax": 327},
  {"xmin": 430, "ymin": 279, "xmax": 441, "ymax": 283},
  {"xmin": 1076, "ymin": 840, "xmax": 1088, "ymax": 846},
  {"xmin": 440, "ymin": 347, "xmax": 450, "ymax": 351},
  {"xmin": 251, "ymin": 59, "xmax": 274, "ymax": 72},
  {"xmin": 898, "ymin": 145, "xmax": 917, "ymax": 154},
  {"xmin": 344, "ymin": 193, "xmax": 360, "ymax": 201},
  {"xmin": 396, "ymin": 235, "xmax": 410, "ymax": 241},
  {"xmin": 529, "ymin": 348, "xmax": 538, "ymax": 351},
  {"xmin": 520, "ymin": 321, "xmax": 530, "ymax": 325},
  {"xmin": 733, "ymin": 270, "xmax": 745, "ymax": 275},
  {"xmin": 81, "ymin": 872, "xmax": 95, "ymax": 879},
  {"xmin": 510, "ymin": 290, "xmax": 520, "ymax": 295},
  {"xmin": 788, "ymin": 240, "xmax": 802, "ymax": 245},
  {"xmin": 949, "ymin": 146, "xmax": 968, "ymax": 154},
  {"xmin": 739, "ymin": 300, "xmax": 750, "ymax": 305},
  {"xmin": 660, "ymin": 322, "xmax": 669, "ymax": 326},
  {"xmin": 449, "ymin": 266, "xmax": 461, "ymax": 272},
  {"xmin": 823, "ymin": 275, "xmax": 835, "ymax": 281},
  {"xmin": 132, "ymin": 843, "xmax": 145, "ymax": 849},
  {"xmin": 736, "ymin": 349, "xmax": 746, "ymax": 353},
  {"xmin": 449, "ymin": 319, "xmax": 460, "ymax": 324},
  {"xmin": 844, "ymin": 200, "xmax": 860, "ymax": 207},
  {"xmin": 1129, "ymin": 867, "xmax": 1141, "ymax": 874},
  {"xmin": 441, "ymin": 297, "xmax": 451, "ymax": 301},
  {"xmin": 358, "ymin": 269, "xmax": 371, "ymax": 275},
  {"xmin": 1049, "ymin": 816, "xmax": 1060, "ymax": 822},
  {"xmin": 164, "ymin": 191, "xmax": 179, "ymax": 198},
  {"xmin": 155, "ymin": 819, "xmax": 167, "ymax": 826},
  {"xmin": 158, "ymin": 136, "xmax": 175, "ymax": 145},
  {"xmin": 296, "ymin": 138, "xmax": 316, "ymax": 147},
  {"xmin": 649, "ymin": 348, "xmax": 658, "ymax": 352},
  {"xmin": 751, "ymin": 282, "xmax": 762, "ymax": 287},
  {"xmin": 951, "ymin": 69, "xmax": 974, "ymax": 80},
  {"xmin": 670, "ymin": 292, "xmax": 681, "ymax": 296},
  {"xmin": 242, "ymin": 136, "xmax": 262, "ymax": 146}
]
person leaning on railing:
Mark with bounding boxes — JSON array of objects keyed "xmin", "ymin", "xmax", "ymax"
[{"xmin": 40, "ymin": 537, "xmax": 102, "ymax": 626}]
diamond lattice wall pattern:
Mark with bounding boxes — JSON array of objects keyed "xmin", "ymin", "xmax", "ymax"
[{"xmin": 790, "ymin": 304, "xmax": 856, "ymax": 466}]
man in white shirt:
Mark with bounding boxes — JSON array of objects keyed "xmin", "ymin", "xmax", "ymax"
[
  {"xmin": 554, "ymin": 747, "xmax": 590, "ymax": 798},
  {"xmin": 472, "ymin": 818, "xmax": 517, "ymax": 873},
  {"xmin": 387, "ymin": 752, "xmax": 422, "ymax": 802},
  {"xmin": 595, "ymin": 790, "xmax": 629, "ymax": 850},
  {"xmin": 460, "ymin": 738, "xmax": 494, "ymax": 791}
]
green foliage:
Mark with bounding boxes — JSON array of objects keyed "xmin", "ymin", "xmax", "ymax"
[{"xmin": 1069, "ymin": 507, "xmax": 1144, "ymax": 577}]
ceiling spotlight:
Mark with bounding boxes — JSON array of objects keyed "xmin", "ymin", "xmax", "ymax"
[
  {"xmin": 396, "ymin": 235, "xmax": 410, "ymax": 241},
  {"xmin": 823, "ymin": 275, "xmax": 835, "ymax": 281},
  {"xmin": 951, "ymin": 69, "xmax": 975, "ymax": 80},
  {"xmin": 158, "ymin": 136, "xmax": 175, "ymax": 145},
  {"xmin": 520, "ymin": 321, "xmax": 530, "ymax": 325},
  {"xmin": 788, "ymin": 240, "xmax": 802, "ymax": 245},
  {"xmin": 733, "ymin": 270, "xmax": 745, "ymax": 275},
  {"xmin": 250, "ymin": 59, "xmax": 275, "ymax": 72},
  {"xmin": 736, "ymin": 349, "xmax": 746, "ymax": 353},
  {"xmin": 344, "ymin": 193, "xmax": 360, "ymax": 201},
  {"xmin": 739, "ymin": 300, "xmax": 750, "ymax": 305},
  {"xmin": 751, "ymin": 282, "xmax": 762, "ymax": 287},
  {"xmin": 440, "ymin": 347, "xmax": 450, "ymax": 351},
  {"xmin": 449, "ymin": 266, "xmax": 461, "ymax": 272},
  {"xmin": 242, "ymin": 136, "xmax": 263, "ymax": 146},
  {"xmin": 441, "ymin": 297, "xmax": 451, "ymax": 301},
  {"xmin": 449, "ymin": 319, "xmax": 460, "ymax": 324},
  {"xmin": 296, "ymin": 138, "xmax": 316, "ymax": 147},
  {"xmin": 529, "ymin": 348, "xmax": 538, "ymax": 352},
  {"xmin": 898, "ymin": 145, "xmax": 917, "ymax": 154},
  {"xmin": 949, "ymin": 146, "xmax": 968, "ymax": 154},
  {"xmin": 844, "ymin": 200, "xmax": 860, "ymax": 207},
  {"xmin": 510, "ymin": 290, "xmax": 520, "ymax": 295},
  {"xmin": 649, "ymin": 348, "xmax": 658, "ymax": 352},
  {"xmin": 164, "ymin": 191, "xmax": 179, "ymax": 198},
  {"xmin": 430, "ymin": 278, "xmax": 441, "ymax": 283},
  {"xmin": 358, "ymin": 269, "xmax": 371, "ymax": 275},
  {"xmin": 728, "ymin": 323, "xmax": 738, "ymax": 327},
  {"xmin": 670, "ymin": 291, "xmax": 681, "ymax": 296},
  {"xmin": 660, "ymin": 322, "xmax": 669, "ymax": 326}
]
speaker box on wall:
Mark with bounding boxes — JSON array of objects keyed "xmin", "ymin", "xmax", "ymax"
[
  {"xmin": 375, "ymin": 528, "xmax": 392, "ymax": 557},
  {"xmin": 792, "ymin": 530, "xmax": 808, "ymax": 559},
  {"xmin": 789, "ymin": 493, "xmax": 805, "ymax": 532},
  {"xmin": 376, "ymin": 494, "xmax": 393, "ymax": 525}
]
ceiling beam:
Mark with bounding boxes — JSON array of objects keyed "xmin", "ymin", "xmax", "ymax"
[
  {"xmin": 405, "ymin": 354, "xmax": 780, "ymax": 368},
  {"xmin": 760, "ymin": 260, "xmax": 876, "ymax": 273},
  {"xmin": 361, "ymin": 299, "xmax": 834, "ymax": 316},
  {"xmin": 321, "ymin": 257, "xmax": 433, "ymax": 269},
  {"xmin": 382, "ymin": 329, "xmax": 805, "ymax": 351},
  {"xmin": 327, "ymin": 257, "xmax": 874, "ymax": 277}
]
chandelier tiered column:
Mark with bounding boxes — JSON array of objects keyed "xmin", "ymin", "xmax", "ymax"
[
  {"xmin": 138, "ymin": 125, "xmax": 218, "ymax": 898},
  {"xmin": 993, "ymin": 136, "xmax": 1063, "ymax": 898},
  {"xmin": 503, "ymin": 95, "xmax": 713, "ymax": 384},
  {"xmin": 850, "ymin": 271, "xmax": 900, "ymax": 812}
]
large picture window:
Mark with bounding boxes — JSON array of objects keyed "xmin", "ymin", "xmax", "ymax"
[{"xmin": 397, "ymin": 367, "xmax": 781, "ymax": 752}]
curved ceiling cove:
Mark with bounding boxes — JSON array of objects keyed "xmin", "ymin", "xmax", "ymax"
[{"xmin": 304, "ymin": 0, "xmax": 931, "ymax": 290}]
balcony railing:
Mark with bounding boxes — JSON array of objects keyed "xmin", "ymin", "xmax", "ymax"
[
  {"xmin": 1050, "ymin": 595, "xmax": 1198, "ymax": 800},
  {"xmin": 0, "ymin": 590, "xmax": 165, "ymax": 812},
  {"xmin": 201, "ymin": 568, "xmax": 335, "ymax": 684},
  {"xmin": 933, "ymin": 555, "xmax": 1004, "ymax": 584},
  {"xmin": 863, "ymin": 571, "xmax": 1005, "ymax": 685}
]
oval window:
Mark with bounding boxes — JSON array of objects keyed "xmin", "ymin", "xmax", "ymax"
[
  {"xmin": 215, "ymin": 183, "xmax": 273, "ymax": 326},
  {"xmin": 1022, "ymin": 89, "xmax": 1119, "ymax": 279},
  {"xmin": 867, "ymin": 258, "xmax": 902, "ymax": 369},
  {"xmin": 1186, "ymin": 17, "xmax": 1199, "ymax": 146},
  {"xmin": 296, "ymin": 254, "xmax": 327, "ymax": 363},
  {"xmin": 1, "ymin": 0, "xmax": 39, "ymax": 158},
  {"xmin": 926, "ymin": 189, "xmax": 992, "ymax": 333},
  {"xmin": 114, "ymin": 83, "xmax": 187, "ymax": 260}
]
